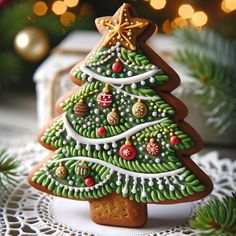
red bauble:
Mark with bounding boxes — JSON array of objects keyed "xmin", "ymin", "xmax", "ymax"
[
  {"xmin": 97, "ymin": 127, "xmax": 107, "ymax": 136},
  {"xmin": 97, "ymin": 92, "xmax": 112, "ymax": 108},
  {"xmin": 119, "ymin": 139, "xmax": 136, "ymax": 160},
  {"xmin": 146, "ymin": 139, "xmax": 160, "ymax": 156},
  {"xmin": 112, "ymin": 61, "xmax": 122, "ymax": 73},
  {"xmin": 170, "ymin": 135, "xmax": 180, "ymax": 145},
  {"xmin": 84, "ymin": 177, "xmax": 94, "ymax": 187}
]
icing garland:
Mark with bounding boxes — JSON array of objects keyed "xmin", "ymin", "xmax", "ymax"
[
  {"xmin": 110, "ymin": 83, "xmax": 160, "ymax": 101},
  {"xmin": 49, "ymin": 156, "xmax": 186, "ymax": 179},
  {"xmin": 63, "ymin": 113, "xmax": 168, "ymax": 145},
  {"xmin": 80, "ymin": 64, "xmax": 159, "ymax": 85}
]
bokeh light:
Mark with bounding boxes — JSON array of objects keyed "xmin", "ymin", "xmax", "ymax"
[
  {"xmin": 178, "ymin": 4, "xmax": 194, "ymax": 19},
  {"xmin": 221, "ymin": 0, "xmax": 236, "ymax": 13},
  {"xmin": 60, "ymin": 11, "xmax": 76, "ymax": 26},
  {"xmin": 150, "ymin": 0, "xmax": 166, "ymax": 10},
  {"xmin": 64, "ymin": 0, "xmax": 79, "ymax": 8},
  {"xmin": 191, "ymin": 11, "xmax": 208, "ymax": 27},
  {"xmin": 33, "ymin": 1, "xmax": 48, "ymax": 16},
  {"xmin": 172, "ymin": 17, "xmax": 188, "ymax": 28},
  {"xmin": 52, "ymin": 1, "xmax": 67, "ymax": 15},
  {"xmin": 162, "ymin": 19, "xmax": 171, "ymax": 34}
]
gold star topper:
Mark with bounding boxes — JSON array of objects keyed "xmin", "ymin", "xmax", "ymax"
[{"xmin": 95, "ymin": 3, "xmax": 150, "ymax": 51}]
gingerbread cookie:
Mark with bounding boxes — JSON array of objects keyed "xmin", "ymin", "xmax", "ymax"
[{"xmin": 29, "ymin": 3, "xmax": 213, "ymax": 228}]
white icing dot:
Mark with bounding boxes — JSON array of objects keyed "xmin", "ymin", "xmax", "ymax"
[
  {"xmin": 129, "ymin": 117, "xmax": 134, "ymax": 123},
  {"xmin": 55, "ymin": 181, "xmax": 59, "ymax": 185},
  {"xmin": 95, "ymin": 145, "xmax": 101, "ymax": 151},
  {"xmin": 107, "ymin": 151, "xmax": 112, "ymax": 155},
  {"xmin": 106, "ymin": 70, "xmax": 111, "ymax": 75},
  {"xmin": 71, "ymin": 114, "xmax": 74, "ymax": 118},
  {"xmin": 126, "ymin": 108, "xmax": 130, "ymax": 113},
  {"xmin": 66, "ymin": 136, "xmax": 71, "ymax": 140},
  {"xmin": 181, "ymin": 185, "xmax": 185, "ymax": 190},
  {"xmin": 116, "ymin": 42, "xmax": 121, "ymax": 46},
  {"xmin": 139, "ymin": 147, "xmax": 144, "ymax": 151},
  {"xmin": 151, "ymin": 65, "xmax": 156, "ymax": 69},
  {"xmin": 88, "ymin": 76, "xmax": 93, "ymax": 82},
  {"xmin": 166, "ymin": 144, "xmax": 171, "ymax": 148},
  {"xmin": 124, "ymin": 93, "xmax": 128, "ymax": 97},
  {"xmin": 120, "ymin": 112, "xmax": 125, "ymax": 116},
  {"xmin": 104, "ymin": 144, "xmax": 109, "ymax": 150},
  {"xmin": 159, "ymin": 184, "xmax": 164, "ymax": 190},
  {"xmin": 157, "ymin": 133, "xmax": 162, "ymax": 138},
  {"xmin": 116, "ymin": 180, "xmax": 121, "ymax": 185},
  {"xmin": 141, "ymin": 192, "xmax": 147, "ymax": 198},
  {"xmin": 127, "ymin": 31, "xmax": 132, "ymax": 36},
  {"xmin": 161, "ymin": 113, "xmax": 166, "ymax": 117},
  {"xmin": 55, "ymin": 132, "xmax": 60, "ymax": 137},
  {"xmin": 112, "ymin": 142, "xmax": 117, "ymax": 148},
  {"xmin": 131, "ymin": 96, "xmax": 135, "ymax": 100},
  {"xmin": 72, "ymin": 121, "xmax": 76, "ymax": 125},
  {"xmin": 113, "ymin": 149, "xmax": 117, "ymax": 152},
  {"xmin": 76, "ymin": 144, "xmax": 81, "ymax": 150},
  {"xmin": 169, "ymin": 185, "xmax": 175, "ymax": 191},
  {"xmin": 62, "ymin": 149, "xmax": 66, "ymax": 154},
  {"xmin": 63, "ymin": 141, "xmax": 67, "ymax": 145},
  {"xmin": 127, "ymin": 71, "xmax": 133, "ymax": 76},
  {"xmin": 95, "ymin": 117, "xmax": 100, "ymax": 122},
  {"xmin": 88, "ymin": 103, "xmax": 92, "ymax": 107},
  {"xmin": 150, "ymin": 77, "xmax": 155, "ymax": 83},
  {"xmin": 69, "ymin": 181, "xmax": 73, "ymax": 185},
  {"xmin": 131, "ymin": 189, "xmax": 136, "ymax": 194},
  {"xmin": 60, "ymin": 184, "xmax": 63, "ymax": 187},
  {"xmin": 131, "ymin": 83, "xmax": 137, "ymax": 89},
  {"xmin": 87, "ymin": 121, "xmax": 91, "ymax": 126},
  {"xmin": 144, "ymin": 155, "xmax": 149, "ymax": 160},
  {"xmin": 134, "ymin": 66, "xmax": 138, "ymax": 70},
  {"xmin": 161, "ymin": 153, "xmax": 165, "ymax": 157},
  {"xmin": 155, "ymin": 158, "xmax": 160, "ymax": 163},
  {"xmin": 161, "ymin": 141, "xmax": 165, "ymax": 145},
  {"xmin": 82, "ymin": 124, "xmax": 87, "ymax": 129},
  {"xmin": 141, "ymin": 80, "xmax": 146, "ymax": 86},
  {"xmin": 120, "ymin": 98, "xmax": 125, "ymax": 103},
  {"xmin": 97, "ymin": 67, "xmax": 102, "ymax": 73},
  {"xmin": 152, "ymin": 111, "xmax": 157, "ymax": 117},
  {"xmin": 179, "ymin": 175, "xmax": 184, "ymax": 181},
  {"xmin": 86, "ymin": 145, "xmax": 91, "ymax": 151},
  {"xmin": 94, "ymin": 108, "xmax": 99, "ymax": 114},
  {"xmin": 148, "ymin": 179, "xmax": 154, "ymax": 186},
  {"xmin": 48, "ymin": 174, "xmax": 52, "ymax": 179}
]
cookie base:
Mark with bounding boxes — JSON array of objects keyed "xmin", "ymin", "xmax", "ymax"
[{"xmin": 89, "ymin": 193, "xmax": 147, "ymax": 227}]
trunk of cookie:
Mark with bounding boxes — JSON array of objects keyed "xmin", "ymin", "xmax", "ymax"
[{"xmin": 89, "ymin": 192, "xmax": 147, "ymax": 227}]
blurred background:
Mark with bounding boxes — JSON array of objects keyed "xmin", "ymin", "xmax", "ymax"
[{"xmin": 0, "ymin": 0, "xmax": 235, "ymax": 150}]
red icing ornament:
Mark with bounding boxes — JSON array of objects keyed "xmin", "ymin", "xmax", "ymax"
[
  {"xmin": 112, "ymin": 61, "xmax": 122, "ymax": 73},
  {"xmin": 84, "ymin": 177, "xmax": 94, "ymax": 187},
  {"xmin": 97, "ymin": 84, "xmax": 112, "ymax": 108},
  {"xmin": 97, "ymin": 127, "xmax": 107, "ymax": 136},
  {"xmin": 119, "ymin": 139, "xmax": 136, "ymax": 160},
  {"xmin": 170, "ymin": 135, "xmax": 180, "ymax": 145},
  {"xmin": 146, "ymin": 139, "xmax": 160, "ymax": 156}
]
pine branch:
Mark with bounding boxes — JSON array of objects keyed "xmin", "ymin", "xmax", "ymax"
[
  {"xmin": 0, "ymin": 150, "xmax": 20, "ymax": 191},
  {"xmin": 190, "ymin": 192, "xmax": 236, "ymax": 236},
  {"xmin": 174, "ymin": 27, "xmax": 236, "ymax": 134}
]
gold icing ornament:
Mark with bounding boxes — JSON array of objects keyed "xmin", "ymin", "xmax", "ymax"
[
  {"xmin": 132, "ymin": 99, "xmax": 148, "ymax": 118},
  {"xmin": 107, "ymin": 108, "xmax": 119, "ymax": 125},
  {"xmin": 14, "ymin": 27, "xmax": 49, "ymax": 62},
  {"xmin": 95, "ymin": 4, "xmax": 149, "ymax": 51},
  {"xmin": 55, "ymin": 162, "xmax": 67, "ymax": 179}
]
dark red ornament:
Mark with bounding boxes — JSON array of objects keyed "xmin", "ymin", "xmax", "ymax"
[
  {"xmin": 170, "ymin": 135, "xmax": 180, "ymax": 145},
  {"xmin": 97, "ymin": 84, "xmax": 112, "ymax": 108},
  {"xmin": 112, "ymin": 61, "xmax": 122, "ymax": 73},
  {"xmin": 119, "ymin": 139, "xmax": 136, "ymax": 160},
  {"xmin": 146, "ymin": 138, "xmax": 160, "ymax": 156},
  {"xmin": 84, "ymin": 177, "xmax": 94, "ymax": 187},
  {"xmin": 97, "ymin": 127, "xmax": 107, "ymax": 136}
]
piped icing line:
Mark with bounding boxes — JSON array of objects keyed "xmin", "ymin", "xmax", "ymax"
[
  {"xmin": 63, "ymin": 113, "xmax": 168, "ymax": 145},
  {"xmin": 49, "ymin": 156, "xmax": 186, "ymax": 179},
  {"xmin": 110, "ymin": 83, "xmax": 160, "ymax": 101},
  {"xmin": 80, "ymin": 64, "xmax": 159, "ymax": 85}
]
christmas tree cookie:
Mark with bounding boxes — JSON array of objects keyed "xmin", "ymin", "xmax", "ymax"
[{"xmin": 29, "ymin": 3, "xmax": 213, "ymax": 228}]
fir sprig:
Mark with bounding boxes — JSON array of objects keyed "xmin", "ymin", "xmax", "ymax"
[
  {"xmin": 0, "ymin": 150, "xmax": 20, "ymax": 191},
  {"xmin": 174, "ymin": 27, "xmax": 236, "ymax": 134},
  {"xmin": 190, "ymin": 193, "xmax": 236, "ymax": 236}
]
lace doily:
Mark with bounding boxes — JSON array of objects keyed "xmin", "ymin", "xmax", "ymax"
[{"xmin": 0, "ymin": 138, "xmax": 235, "ymax": 236}]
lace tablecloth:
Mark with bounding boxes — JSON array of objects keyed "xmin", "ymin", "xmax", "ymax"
[{"xmin": 0, "ymin": 138, "xmax": 236, "ymax": 236}]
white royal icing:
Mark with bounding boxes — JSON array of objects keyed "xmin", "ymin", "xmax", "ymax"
[
  {"xmin": 63, "ymin": 113, "xmax": 167, "ymax": 145},
  {"xmin": 80, "ymin": 64, "xmax": 159, "ymax": 85},
  {"xmin": 49, "ymin": 156, "xmax": 186, "ymax": 179}
]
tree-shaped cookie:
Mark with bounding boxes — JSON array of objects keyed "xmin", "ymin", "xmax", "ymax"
[{"xmin": 29, "ymin": 4, "xmax": 213, "ymax": 228}]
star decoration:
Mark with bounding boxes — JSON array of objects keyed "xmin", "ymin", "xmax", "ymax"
[{"xmin": 95, "ymin": 3, "xmax": 149, "ymax": 51}]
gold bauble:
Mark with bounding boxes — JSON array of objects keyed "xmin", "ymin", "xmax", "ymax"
[
  {"xmin": 14, "ymin": 27, "xmax": 49, "ymax": 62},
  {"xmin": 107, "ymin": 108, "xmax": 119, "ymax": 125},
  {"xmin": 132, "ymin": 100, "xmax": 148, "ymax": 118},
  {"xmin": 55, "ymin": 163, "xmax": 67, "ymax": 179}
]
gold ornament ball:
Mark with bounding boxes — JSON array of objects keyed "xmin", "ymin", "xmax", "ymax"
[
  {"xmin": 55, "ymin": 164, "xmax": 67, "ymax": 179},
  {"xmin": 107, "ymin": 108, "xmax": 119, "ymax": 125},
  {"xmin": 14, "ymin": 27, "xmax": 49, "ymax": 62},
  {"xmin": 132, "ymin": 100, "xmax": 148, "ymax": 118}
]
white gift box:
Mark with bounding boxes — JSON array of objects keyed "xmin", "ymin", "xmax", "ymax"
[{"xmin": 34, "ymin": 30, "xmax": 233, "ymax": 144}]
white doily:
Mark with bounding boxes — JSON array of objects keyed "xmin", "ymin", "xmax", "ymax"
[{"xmin": 0, "ymin": 138, "xmax": 236, "ymax": 236}]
